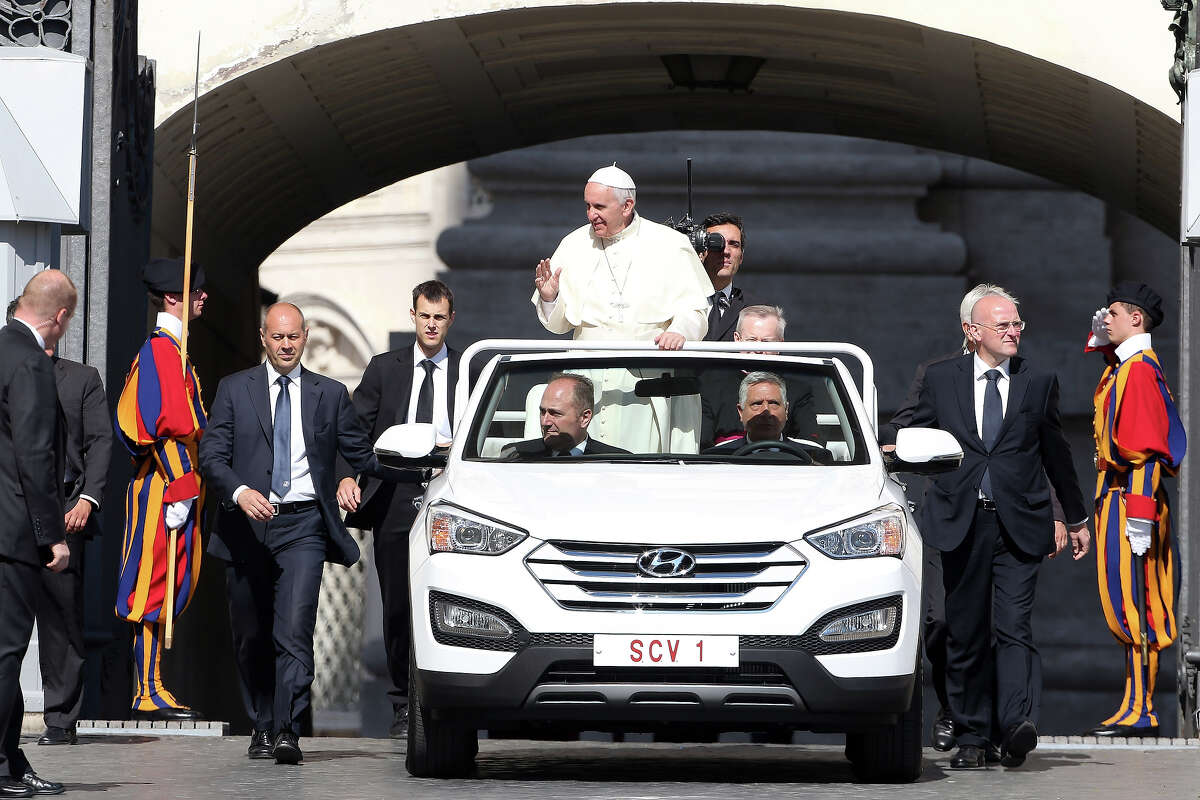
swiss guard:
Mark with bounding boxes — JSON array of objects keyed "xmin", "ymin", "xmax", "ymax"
[
  {"xmin": 1084, "ymin": 281, "xmax": 1187, "ymax": 737},
  {"xmin": 114, "ymin": 257, "xmax": 208, "ymax": 720}
]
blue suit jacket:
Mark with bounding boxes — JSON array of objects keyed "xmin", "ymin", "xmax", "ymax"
[{"xmin": 199, "ymin": 363, "xmax": 378, "ymax": 567}]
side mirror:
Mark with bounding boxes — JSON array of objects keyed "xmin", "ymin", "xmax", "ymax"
[
  {"xmin": 887, "ymin": 428, "xmax": 963, "ymax": 475},
  {"xmin": 375, "ymin": 423, "xmax": 447, "ymax": 470}
]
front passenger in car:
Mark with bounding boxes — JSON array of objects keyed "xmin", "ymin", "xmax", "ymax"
[{"xmin": 502, "ymin": 374, "xmax": 630, "ymax": 459}]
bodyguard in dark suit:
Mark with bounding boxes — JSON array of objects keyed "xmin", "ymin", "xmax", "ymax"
[
  {"xmin": 200, "ymin": 303, "xmax": 379, "ymax": 765},
  {"xmin": 0, "ymin": 271, "xmax": 76, "ymax": 797},
  {"xmin": 907, "ymin": 288, "xmax": 1089, "ymax": 770},
  {"xmin": 335, "ymin": 280, "xmax": 459, "ymax": 737},
  {"xmin": 34, "ymin": 354, "xmax": 111, "ymax": 746},
  {"xmin": 500, "ymin": 374, "xmax": 627, "ymax": 459},
  {"xmin": 701, "ymin": 212, "xmax": 757, "ymax": 342}
]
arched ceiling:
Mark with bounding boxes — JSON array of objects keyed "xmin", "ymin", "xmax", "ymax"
[{"xmin": 150, "ymin": 2, "xmax": 1181, "ymax": 278}]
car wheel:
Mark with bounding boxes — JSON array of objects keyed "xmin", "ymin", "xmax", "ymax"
[
  {"xmin": 846, "ymin": 664, "xmax": 923, "ymax": 783},
  {"xmin": 405, "ymin": 653, "xmax": 479, "ymax": 778}
]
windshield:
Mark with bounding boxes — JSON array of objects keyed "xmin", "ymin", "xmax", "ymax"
[{"xmin": 463, "ymin": 355, "xmax": 870, "ymax": 465}]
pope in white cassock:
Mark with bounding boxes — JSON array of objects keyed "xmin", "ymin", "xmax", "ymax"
[{"xmin": 532, "ymin": 164, "xmax": 713, "ymax": 453}]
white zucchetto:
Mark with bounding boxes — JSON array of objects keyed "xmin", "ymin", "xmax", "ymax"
[{"xmin": 587, "ymin": 163, "xmax": 636, "ymax": 190}]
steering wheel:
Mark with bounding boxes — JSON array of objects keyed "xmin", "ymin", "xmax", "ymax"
[{"xmin": 732, "ymin": 438, "xmax": 815, "ymax": 464}]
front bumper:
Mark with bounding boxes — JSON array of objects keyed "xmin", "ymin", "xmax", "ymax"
[{"xmin": 417, "ymin": 637, "xmax": 916, "ymax": 732}]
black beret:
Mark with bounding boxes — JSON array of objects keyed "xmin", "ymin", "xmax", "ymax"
[
  {"xmin": 1107, "ymin": 281, "xmax": 1164, "ymax": 328},
  {"xmin": 142, "ymin": 257, "xmax": 206, "ymax": 294}
]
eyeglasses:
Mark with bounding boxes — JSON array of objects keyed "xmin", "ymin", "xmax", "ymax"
[{"xmin": 971, "ymin": 320, "xmax": 1026, "ymax": 334}]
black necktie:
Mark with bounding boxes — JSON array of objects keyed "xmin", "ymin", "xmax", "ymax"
[
  {"xmin": 980, "ymin": 369, "xmax": 1002, "ymax": 500},
  {"xmin": 415, "ymin": 359, "xmax": 436, "ymax": 424},
  {"xmin": 707, "ymin": 291, "xmax": 729, "ymax": 332},
  {"xmin": 272, "ymin": 375, "xmax": 291, "ymax": 498}
]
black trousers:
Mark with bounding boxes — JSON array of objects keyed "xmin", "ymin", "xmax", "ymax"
[
  {"xmin": 941, "ymin": 506, "xmax": 1042, "ymax": 748},
  {"xmin": 921, "ymin": 542, "xmax": 949, "ymax": 713},
  {"xmin": 0, "ymin": 557, "xmax": 36, "ymax": 779},
  {"xmin": 371, "ymin": 484, "xmax": 420, "ymax": 710},
  {"xmin": 225, "ymin": 509, "xmax": 326, "ymax": 734},
  {"xmin": 35, "ymin": 535, "xmax": 85, "ymax": 729}
]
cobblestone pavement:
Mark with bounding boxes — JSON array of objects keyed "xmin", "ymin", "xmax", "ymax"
[{"xmin": 15, "ymin": 734, "xmax": 1200, "ymax": 799}]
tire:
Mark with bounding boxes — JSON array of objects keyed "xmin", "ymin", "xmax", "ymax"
[
  {"xmin": 846, "ymin": 666, "xmax": 923, "ymax": 783},
  {"xmin": 405, "ymin": 655, "xmax": 479, "ymax": 778}
]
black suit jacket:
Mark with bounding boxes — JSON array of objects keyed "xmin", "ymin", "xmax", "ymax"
[
  {"xmin": 52, "ymin": 356, "xmax": 111, "ymax": 538},
  {"xmin": 0, "ymin": 323, "xmax": 66, "ymax": 565},
  {"xmin": 199, "ymin": 364, "xmax": 379, "ymax": 567},
  {"xmin": 908, "ymin": 354, "xmax": 1086, "ymax": 557},
  {"xmin": 502, "ymin": 436, "xmax": 630, "ymax": 459},
  {"xmin": 338, "ymin": 344, "xmax": 461, "ymax": 531},
  {"xmin": 703, "ymin": 285, "xmax": 758, "ymax": 342}
]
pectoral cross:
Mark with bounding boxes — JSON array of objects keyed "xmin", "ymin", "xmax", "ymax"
[{"xmin": 609, "ymin": 299, "xmax": 630, "ymax": 322}]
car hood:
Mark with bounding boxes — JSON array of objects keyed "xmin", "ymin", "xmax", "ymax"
[{"xmin": 437, "ymin": 461, "xmax": 888, "ymax": 544}]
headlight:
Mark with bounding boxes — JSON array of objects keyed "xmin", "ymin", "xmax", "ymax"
[
  {"xmin": 428, "ymin": 502, "xmax": 527, "ymax": 555},
  {"xmin": 804, "ymin": 504, "xmax": 905, "ymax": 559}
]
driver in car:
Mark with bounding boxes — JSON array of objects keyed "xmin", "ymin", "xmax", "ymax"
[
  {"xmin": 703, "ymin": 371, "xmax": 831, "ymax": 463},
  {"xmin": 503, "ymin": 374, "xmax": 630, "ymax": 459}
]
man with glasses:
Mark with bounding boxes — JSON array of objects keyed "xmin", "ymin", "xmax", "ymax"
[
  {"xmin": 907, "ymin": 285, "xmax": 1089, "ymax": 770},
  {"xmin": 880, "ymin": 284, "xmax": 1079, "ymax": 757}
]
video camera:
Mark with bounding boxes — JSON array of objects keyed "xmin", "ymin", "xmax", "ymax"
[{"xmin": 664, "ymin": 158, "xmax": 725, "ymax": 256}]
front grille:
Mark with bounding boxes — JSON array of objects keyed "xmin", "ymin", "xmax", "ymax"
[
  {"xmin": 525, "ymin": 540, "xmax": 806, "ymax": 612},
  {"xmin": 538, "ymin": 660, "xmax": 790, "ymax": 687}
]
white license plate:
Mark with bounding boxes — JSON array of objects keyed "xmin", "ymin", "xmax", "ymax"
[{"xmin": 593, "ymin": 634, "xmax": 739, "ymax": 667}]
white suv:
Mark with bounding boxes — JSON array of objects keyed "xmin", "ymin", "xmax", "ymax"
[{"xmin": 377, "ymin": 341, "xmax": 961, "ymax": 783}]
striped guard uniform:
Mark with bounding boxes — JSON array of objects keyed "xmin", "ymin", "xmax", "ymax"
[
  {"xmin": 114, "ymin": 324, "xmax": 206, "ymax": 713},
  {"xmin": 1090, "ymin": 339, "xmax": 1186, "ymax": 732}
]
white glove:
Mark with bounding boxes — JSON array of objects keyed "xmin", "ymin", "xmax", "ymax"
[
  {"xmin": 1126, "ymin": 516, "xmax": 1153, "ymax": 556},
  {"xmin": 1087, "ymin": 307, "xmax": 1110, "ymax": 348},
  {"xmin": 165, "ymin": 499, "xmax": 193, "ymax": 530}
]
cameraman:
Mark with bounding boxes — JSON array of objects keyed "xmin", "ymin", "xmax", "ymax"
[{"xmin": 702, "ymin": 212, "xmax": 760, "ymax": 341}]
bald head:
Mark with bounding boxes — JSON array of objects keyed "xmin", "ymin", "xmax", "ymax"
[
  {"xmin": 13, "ymin": 270, "xmax": 76, "ymax": 348},
  {"xmin": 18, "ymin": 271, "xmax": 76, "ymax": 319},
  {"xmin": 260, "ymin": 302, "xmax": 308, "ymax": 373}
]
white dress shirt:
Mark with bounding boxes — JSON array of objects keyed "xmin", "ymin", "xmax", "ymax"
[
  {"xmin": 232, "ymin": 362, "xmax": 316, "ymax": 504},
  {"xmin": 407, "ymin": 343, "xmax": 452, "ymax": 444},
  {"xmin": 12, "ymin": 317, "xmax": 46, "ymax": 350},
  {"xmin": 706, "ymin": 284, "xmax": 733, "ymax": 316},
  {"xmin": 156, "ymin": 311, "xmax": 183, "ymax": 340},
  {"xmin": 972, "ymin": 353, "xmax": 1011, "ymax": 440}
]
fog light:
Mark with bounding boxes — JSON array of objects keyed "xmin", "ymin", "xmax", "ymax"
[
  {"xmin": 434, "ymin": 599, "xmax": 513, "ymax": 639},
  {"xmin": 819, "ymin": 607, "xmax": 897, "ymax": 642}
]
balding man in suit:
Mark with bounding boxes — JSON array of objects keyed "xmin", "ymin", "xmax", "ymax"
[{"xmin": 0, "ymin": 271, "xmax": 75, "ymax": 797}]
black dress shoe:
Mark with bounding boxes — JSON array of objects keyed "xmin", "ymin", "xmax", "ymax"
[
  {"xmin": 274, "ymin": 730, "xmax": 303, "ymax": 764},
  {"xmin": 248, "ymin": 729, "xmax": 274, "ymax": 759},
  {"xmin": 949, "ymin": 744, "xmax": 987, "ymax": 769},
  {"xmin": 20, "ymin": 772, "xmax": 64, "ymax": 796},
  {"xmin": 0, "ymin": 778, "xmax": 32, "ymax": 798},
  {"xmin": 985, "ymin": 744, "xmax": 1001, "ymax": 765},
  {"xmin": 36, "ymin": 726, "xmax": 76, "ymax": 746},
  {"xmin": 131, "ymin": 706, "xmax": 202, "ymax": 722},
  {"xmin": 390, "ymin": 705, "xmax": 409, "ymax": 739},
  {"xmin": 931, "ymin": 709, "xmax": 956, "ymax": 752},
  {"xmin": 1087, "ymin": 722, "xmax": 1159, "ymax": 738},
  {"xmin": 1000, "ymin": 719, "xmax": 1037, "ymax": 767}
]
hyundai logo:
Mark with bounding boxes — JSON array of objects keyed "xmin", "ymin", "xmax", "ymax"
[{"xmin": 636, "ymin": 548, "xmax": 696, "ymax": 578}]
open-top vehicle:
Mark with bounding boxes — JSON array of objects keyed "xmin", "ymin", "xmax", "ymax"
[{"xmin": 376, "ymin": 340, "xmax": 961, "ymax": 783}]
